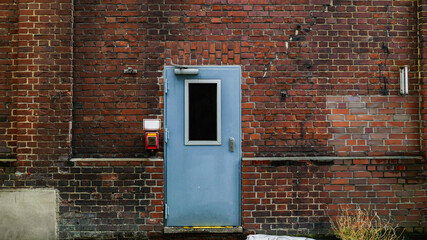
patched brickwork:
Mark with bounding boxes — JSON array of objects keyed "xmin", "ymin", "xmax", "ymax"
[{"xmin": 327, "ymin": 95, "xmax": 420, "ymax": 156}]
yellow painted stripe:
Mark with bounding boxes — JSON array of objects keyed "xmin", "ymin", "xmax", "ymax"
[{"xmin": 183, "ymin": 226, "xmax": 233, "ymax": 229}]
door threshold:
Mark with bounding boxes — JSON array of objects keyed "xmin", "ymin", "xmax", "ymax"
[{"xmin": 164, "ymin": 226, "xmax": 243, "ymax": 234}]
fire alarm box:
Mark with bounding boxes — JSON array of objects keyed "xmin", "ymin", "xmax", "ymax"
[{"xmin": 145, "ymin": 132, "xmax": 159, "ymax": 150}]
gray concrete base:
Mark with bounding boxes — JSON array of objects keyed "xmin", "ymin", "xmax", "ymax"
[
  {"xmin": 0, "ymin": 189, "xmax": 57, "ymax": 240},
  {"xmin": 164, "ymin": 226, "xmax": 243, "ymax": 234}
]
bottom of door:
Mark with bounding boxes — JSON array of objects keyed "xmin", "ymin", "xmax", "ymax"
[{"xmin": 164, "ymin": 226, "xmax": 243, "ymax": 234}]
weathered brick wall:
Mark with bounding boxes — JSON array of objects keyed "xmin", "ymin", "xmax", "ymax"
[
  {"xmin": 159, "ymin": 0, "xmax": 421, "ymax": 158},
  {"xmin": 0, "ymin": 0, "xmax": 76, "ymax": 235},
  {"xmin": 242, "ymin": 158, "xmax": 427, "ymax": 235},
  {"xmin": 72, "ymin": 0, "xmax": 422, "ymax": 159},
  {"xmin": 0, "ymin": 0, "xmax": 426, "ymax": 239},
  {"xmin": 0, "ymin": 0, "xmax": 17, "ymax": 159},
  {"xmin": 327, "ymin": 95, "xmax": 420, "ymax": 156},
  {"xmin": 58, "ymin": 160, "xmax": 164, "ymax": 239},
  {"xmin": 13, "ymin": 0, "xmax": 73, "ymax": 169},
  {"xmin": 1, "ymin": 159, "xmax": 164, "ymax": 239},
  {"xmin": 72, "ymin": 0, "xmax": 163, "ymax": 158}
]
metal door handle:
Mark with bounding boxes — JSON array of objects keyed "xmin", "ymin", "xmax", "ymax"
[{"xmin": 229, "ymin": 137, "xmax": 234, "ymax": 152}]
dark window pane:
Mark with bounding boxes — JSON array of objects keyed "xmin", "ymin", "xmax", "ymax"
[{"xmin": 188, "ymin": 83, "xmax": 217, "ymax": 141}]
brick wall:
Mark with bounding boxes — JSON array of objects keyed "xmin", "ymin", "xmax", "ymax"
[
  {"xmin": 242, "ymin": 158, "xmax": 427, "ymax": 235},
  {"xmin": 327, "ymin": 95, "xmax": 420, "ymax": 156},
  {"xmin": 0, "ymin": 0, "xmax": 76, "ymax": 234},
  {"xmin": 159, "ymin": 0, "xmax": 421, "ymax": 158},
  {"xmin": 0, "ymin": 0, "xmax": 17, "ymax": 159},
  {"xmin": 14, "ymin": 0, "xmax": 73, "ymax": 168},
  {"xmin": 72, "ymin": 0, "xmax": 163, "ymax": 158},
  {"xmin": 72, "ymin": 0, "xmax": 422, "ymax": 159},
  {"xmin": 58, "ymin": 160, "xmax": 164, "ymax": 239},
  {"xmin": 0, "ymin": 0, "xmax": 426, "ymax": 239}
]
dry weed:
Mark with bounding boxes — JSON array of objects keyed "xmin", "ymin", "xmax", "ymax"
[{"xmin": 331, "ymin": 208, "xmax": 404, "ymax": 240}]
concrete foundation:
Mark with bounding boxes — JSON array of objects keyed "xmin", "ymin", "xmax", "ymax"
[{"xmin": 0, "ymin": 189, "xmax": 57, "ymax": 240}]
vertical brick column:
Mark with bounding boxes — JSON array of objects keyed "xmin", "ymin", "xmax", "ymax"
[
  {"xmin": 14, "ymin": 0, "xmax": 73, "ymax": 171},
  {"xmin": 420, "ymin": 0, "xmax": 427, "ymax": 157},
  {"xmin": 0, "ymin": 0, "xmax": 18, "ymax": 159}
]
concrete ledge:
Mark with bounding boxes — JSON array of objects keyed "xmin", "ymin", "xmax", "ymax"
[
  {"xmin": 0, "ymin": 158, "xmax": 16, "ymax": 162},
  {"xmin": 164, "ymin": 226, "xmax": 243, "ymax": 234},
  {"xmin": 242, "ymin": 156, "xmax": 424, "ymax": 161},
  {"xmin": 70, "ymin": 158, "xmax": 163, "ymax": 162}
]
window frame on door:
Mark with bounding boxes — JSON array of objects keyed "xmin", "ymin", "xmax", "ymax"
[{"xmin": 184, "ymin": 79, "xmax": 222, "ymax": 146}]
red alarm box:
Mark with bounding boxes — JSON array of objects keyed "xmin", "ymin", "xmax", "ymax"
[{"xmin": 145, "ymin": 132, "xmax": 159, "ymax": 150}]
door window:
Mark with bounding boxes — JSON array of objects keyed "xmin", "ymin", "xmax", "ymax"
[{"xmin": 185, "ymin": 79, "xmax": 221, "ymax": 145}]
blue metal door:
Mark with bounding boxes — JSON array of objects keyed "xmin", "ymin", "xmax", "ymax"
[{"xmin": 164, "ymin": 66, "xmax": 241, "ymax": 227}]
